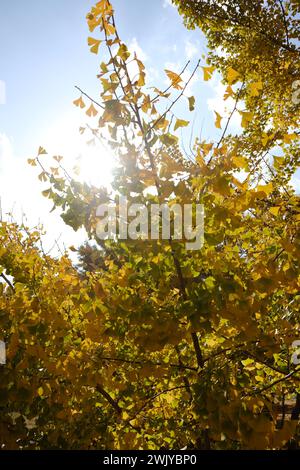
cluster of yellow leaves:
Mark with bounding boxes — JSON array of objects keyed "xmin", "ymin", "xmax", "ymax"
[{"xmin": 9, "ymin": 0, "xmax": 300, "ymax": 451}]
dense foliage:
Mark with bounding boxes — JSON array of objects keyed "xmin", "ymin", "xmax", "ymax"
[{"xmin": 0, "ymin": 0, "xmax": 299, "ymax": 449}]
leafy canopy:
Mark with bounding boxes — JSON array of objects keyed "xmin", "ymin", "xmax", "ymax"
[{"xmin": 0, "ymin": 0, "xmax": 299, "ymax": 450}]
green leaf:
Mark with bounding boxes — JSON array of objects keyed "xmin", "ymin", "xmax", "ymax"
[
  {"xmin": 205, "ymin": 276, "xmax": 215, "ymax": 290},
  {"xmin": 241, "ymin": 358, "xmax": 255, "ymax": 367}
]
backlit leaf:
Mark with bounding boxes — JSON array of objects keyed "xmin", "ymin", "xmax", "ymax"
[
  {"xmin": 88, "ymin": 37, "xmax": 102, "ymax": 54},
  {"xmin": 174, "ymin": 119, "xmax": 189, "ymax": 131},
  {"xmin": 165, "ymin": 69, "xmax": 183, "ymax": 89},
  {"xmin": 202, "ymin": 65, "xmax": 215, "ymax": 81},
  {"xmin": 214, "ymin": 111, "xmax": 222, "ymax": 129}
]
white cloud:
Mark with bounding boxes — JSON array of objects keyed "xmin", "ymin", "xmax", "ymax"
[
  {"xmin": 185, "ymin": 40, "xmax": 199, "ymax": 60},
  {"xmin": 164, "ymin": 61, "xmax": 199, "ymax": 95},
  {"xmin": 215, "ymin": 46, "xmax": 229, "ymax": 59},
  {"xmin": 0, "ymin": 133, "xmax": 13, "ymax": 169},
  {"xmin": 0, "ymin": 109, "xmax": 115, "ymax": 255},
  {"xmin": 0, "ymin": 133, "xmax": 65, "ymax": 251},
  {"xmin": 127, "ymin": 37, "xmax": 159, "ymax": 85},
  {"xmin": 207, "ymin": 75, "xmax": 242, "ymax": 131},
  {"xmin": 126, "ymin": 37, "xmax": 151, "ymax": 83},
  {"xmin": 128, "ymin": 37, "xmax": 148, "ymax": 63}
]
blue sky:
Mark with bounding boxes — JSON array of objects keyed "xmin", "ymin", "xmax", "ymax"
[
  {"xmin": 0, "ymin": 0, "xmax": 226, "ymax": 251},
  {"xmin": 0, "ymin": 0, "xmax": 214, "ymax": 155},
  {"xmin": 0, "ymin": 0, "xmax": 276, "ymax": 252}
]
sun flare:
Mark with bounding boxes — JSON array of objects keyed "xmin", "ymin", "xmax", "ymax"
[
  {"xmin": 42, "ymin": 113, "xmax": 116, "ymax": 189},
  {"xmin": 75, "ymin": 140, "xmax": 116, "ymax": 188}
]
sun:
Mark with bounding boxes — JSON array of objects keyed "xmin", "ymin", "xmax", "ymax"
[
  {"xmin": 41, "ymin": 112, "xmax": 117, "ymax": 189},
  {"xmin": 75, "ymin": 139, "xmax": 116, "ymax": 188}
]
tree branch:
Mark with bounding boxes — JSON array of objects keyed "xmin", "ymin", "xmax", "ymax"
[
  {"xmin": 94, "ymin": 354, "xmax": 197, "ymax": 371},
  {"xmin": 277, "ymin": 0, "xmax": 290, "ymax": 47},
  {"xmin": 0, "ymin": 273, "xmax": 15, "ymax": 292},
  {"xmin": 249, "ymin": 367, "xmax": 300, "ymax": 395},
  {"xmin": 96, "ymin": 385, "xmax": 122, "ymax": 414},
  {"xmin": 75, "ymin": 85, "xmax": 105, "ymax": 110}
]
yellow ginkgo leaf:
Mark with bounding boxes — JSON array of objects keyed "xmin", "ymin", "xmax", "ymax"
[
  {"xmin": 283, "ymin": 133, "xmax": 297, "ymax": 144},
  {"xmin": 117, "ymin": 44, "xmax": 130, "ymax": 61},
  {"xmin": 269, "ymin": 206, "xmax": 280, "ymax": 216},
  {"xmin": 224, "ymin": 85, "xmax": 234, "ymax": 100},
  {"xmin": 257, "ymin": 182, "xmax": 273, "ymax": 195},
  {"xmin": 261, "ymin": 133, "xmax": 270, "ymax": 147},
  {"xmin": 141, "ymin": 96, "xmax": 151, "ymax": 113},
  {"xmin": 201, "ymin": 142, "xmax": 213, "ymax": 155},
  {"xmin": 73, "ymin": 96, "xmax": 86, "ymax": 109},
  {"xmin": 227, "ymin": 67, "xmax": 240, "ymax": 84},
  {"xmin": 122, "ymin": 411, "xmax": 130, "ymax": 420},
  {"xmin": 86, "ymin": 103, "xmax": 98, "ymax": 117},
  {"xmin": 214, "ymin": 111, "xmax": 222, "ymax": 129},
  {"xmin": 103, "ymin": 22, "xmax": 115, "ymax": 36},
  {"xmin": 38, "ymin": 146, "xmax": 47, "ymax": 156},
  {"xmin": 255, "ymin": 375, "xmax": 264, "ymax": 382},
  {"xmin": 232, "ymin": 156, "xmax": 248, "ymax": 169},
  {"xmin": 174, "ymin": 119, "xmax": 189, "ymax": 131},
  {"xmin": 164, "ymin": 69, "xmax": 183, "ymax": 90},
  {"xmin": 239, "ymin": 111, "xmax": 253, "ymax": 128},
  {"xmin": 249, "ymin": 81, "xmax": 263, "ymax": 97},
  {"xmin": 273, "ymin": 156, "xmax": 284, "ymax": 169},
  {"xmin": 87, "ymin": 37, "xmax": 102, "ymax": 54},
  {"xmin": 50, "ymin": 167, "xmax": 59, "ymax": 176},
  {"xmin": 38, "ymin": 387, "xmax": 44, "ymax": 397},
  {"xmin": 38, "ymin": 172, "xmax": 48, "ymax": 182},
  {"xmin": 202, "ymin": 65, "xmax": 215, "ymax": 81},
  {"xmin": 241, "ymin": 358, "xmax": 254, "ymax": 367}
]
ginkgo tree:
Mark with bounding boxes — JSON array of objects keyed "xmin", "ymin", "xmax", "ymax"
[{"xmin": 0, "ymin": 0, "xmax": 299, "ymax": 450}]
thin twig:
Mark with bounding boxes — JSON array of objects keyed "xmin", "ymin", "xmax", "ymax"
[
  {"xmin": 0, "ymin": 273, "xmax": 15, "ymax": 292},
  {"xmin": 75, "ymin": 85, "xmax": 105, "ymax": 110},
  {"xmin": 249, "ymin": 367, "xmax": 300, "ymax": 395},
  {"xmin": 149, "ymin": 60, "xmax": 201, "ymax": 133},
  {"xmin": 148, "ymin": 60, "xmax": 191, "ymax": 105},
  {"xmin": 96, "ymin": 385, "xmax": 122, "ymax": 414},
  {"xmin": 277, "ymin": 0, "xmax": 290, "ymax": 47}
]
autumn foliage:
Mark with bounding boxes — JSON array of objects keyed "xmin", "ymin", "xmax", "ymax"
[{"xmin": 0, "ymin": 0, "xmax": 299, "ymax": 449}]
